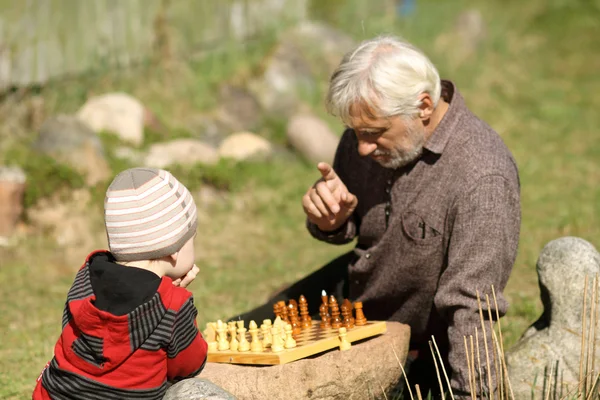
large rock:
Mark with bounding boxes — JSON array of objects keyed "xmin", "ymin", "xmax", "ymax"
[
  {"xmin": 144, "ymin": 139, "xmax": 220, "ymax": 168},
  {"xmin": 77, "ymin": 92, "xmax": 145, "ymax": 146},
  {"xmin": 506, "ymin": 237, "xmax": 600, "ymax": 398},
  {"xmin": 198, "ymin": 321, "xmax": 410, "ymax": 400},
  {"xmin": 248, "ymin": 21, "xmax": 355, "ymax": 117},
  {"xmin": 163, "ymin": 378, "xmax": 237, "ymax": 400},
  {"xmin": 215, "ymin": 85, "xmax": 263, "ymax": 132},
  {"xmin": 0, "ymin": 166, "xmax": 26, "ymax": 240},
  {"xmin": 185, "ymin": 114, "xmax": 231, "ymax": 148},
  {"xmin": 218, "ymin": 132, "xmax": 273, "ymax": 161},
  {"xmin": 286, "ymin": 114, "xmax": 340, "ymax": 164},
  {"xmin": 34, "ymin": 115, "xmax": 110, "ymax": 185}
]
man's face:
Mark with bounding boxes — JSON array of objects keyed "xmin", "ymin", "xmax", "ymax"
[{"xmin": 349, "ymin": 104, "xmax": 426, "ymax": 169}]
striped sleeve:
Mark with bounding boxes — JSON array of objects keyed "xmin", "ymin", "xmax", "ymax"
[{"xmin": 166, "ymin": 296, "xmax": 208, "ymax": 382}]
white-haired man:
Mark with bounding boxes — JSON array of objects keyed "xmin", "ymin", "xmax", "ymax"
[{"xmin": 240, "ymin": 35, "xmax": 520, "ymax": 397}]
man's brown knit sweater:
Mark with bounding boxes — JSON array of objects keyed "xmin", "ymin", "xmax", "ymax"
[{"xmin": 307, "ymin": 81, "xmax": 521, "ymax": 394}]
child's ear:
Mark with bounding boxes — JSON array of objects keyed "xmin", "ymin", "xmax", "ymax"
[{"xmin": 169, "ymin": 252, "xmax": 178, "ymax": 264}]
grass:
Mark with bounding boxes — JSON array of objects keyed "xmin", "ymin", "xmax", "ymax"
[{"xmin": 1, "ymin": 0, "xmax": 600, "ymax": 398}]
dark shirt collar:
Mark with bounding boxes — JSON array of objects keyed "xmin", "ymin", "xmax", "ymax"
[{"xmin": 423, "ymin": 80, "xmax": 466, "ymax": 155}]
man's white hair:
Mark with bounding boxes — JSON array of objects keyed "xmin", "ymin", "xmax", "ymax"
[{"xmin": 326, "ymin": 35, "xmax": 441, "ymax": 124}]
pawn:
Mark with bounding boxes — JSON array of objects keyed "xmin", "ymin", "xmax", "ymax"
[
  {"xmin": 322, "ymin": 312, "xmax": 332, "ymax": 329},
  {"xmin": 216, "ymin": 320, "xmax": 229, "ymax": 351},
  {"xmin": 343, "ymin": 299, "xmax": 355, "ymax": 326},
  {"xmin": 270, "ymin": 326, "xmax": 284, "ymax": 353},
  {"xmin": 203, "ymin": 322, "xmax": 218, "ymax": 351},
  {"xmin": 330, "ymin": 302, "xmax": 342, "ymax": 329},
  {"xmin": 228, "ymin": 324, "xmax": 239, "ymax": 351},
  {"xmin": 354, "ymin": 301, "xmax": 367, "ymax": 326},
  {"xmin": 341, "ymin": 304, "xmax": 354, "ymax": 329},
  {"xmin": 261, "ymin": 323, "xmax": 272, "ymax": 348},
  {"xmin": 237, "ymin": 321, "xmax": 250, "ymax": 352},
  {"xmin": 280, "ymin": 301, "xmax": 289, "ymax": 323},
  {"xmin": 338, "ymin": 327, "xmax": 351, "ymax": 351},
  {"xmin": 249, "ymin": 321, "xmax": 263, "ymax": 353},
  {"xmin": 319, "ymin": 303, "xmax": 328, "ymax": 329},
  {"xmin": 284, "ymin": 324, "xmax": 297, "ymax": 349}
]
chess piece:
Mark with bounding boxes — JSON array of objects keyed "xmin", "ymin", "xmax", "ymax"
[
  {"xmin": 288, "ymin": 303, "xmax": 302, "ymax": 335},
  {"xmin": 354, "ymin": 301, "xmax": 367, "ymax": 326},
  {"xmin": 249, "ymin": 320, "xmax": 263, "ymax": 352},
  {"xmin": 203, "ymin": 322, "xmax": 218, "ymax": 351},
  {"xmin": 319, "ymin": 303, "xmax": 328, "ymax": 329},
  {"xmin": 270, "ymin": 326, "xmax": 284, "ymax": 353},
  {"xmin": 330, "ymin": 299, "xmax": 342, "ymax": 329},
  {"xmin": 343, "ymin": 299, "xmax": 355, "ymax": 326},
  {"xmin": 338, "ymin": 327, "xmax": 351, "ymax": 351},
  {"xmin": 228, "ymin": 324, "xmax": 239, "ymax": 351},
  {"xmin": 341, "ymin": 304, "xmax": 354, "ymax": 329},
  {"xmin": 216, "ymin": 320, "xmax": 229, "ymax": 351},
  {"xmin": 260, "ymin": 323, "xmax": 272, "ymax": 348},
  {"xmin": 321, "ymin": 290, "xmax": 328, "ymax": 306},
  {"xmin": 284, "ymin": 324, "xmax": 297, "ymax": 349},
  {"xmin": 237, "ymin": 320, "xmax": 250, "ymax": 352},
  {"xmin": 280, "ymin": 301, "xmax": 289, "ymax": 323},
  {"xmin": 299, "ymin": 295, "xmax": 312, "ymax": 328}
]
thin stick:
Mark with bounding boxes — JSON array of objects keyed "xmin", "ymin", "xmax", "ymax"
[
  {"xmin": 415, "ymin": 384, "xmax": 424, "ymax": 400},
  {"xmin": 491, "ymin": 329, "xmax": 511, "ymax": 400},
  {"xmin": 476, "ymin": 327, "xmax": 484, "ymax": 400},
  {"xmin": 465, "ymin": 336, "xmax": 476, "ymax": 400},
  {"xmin": 477, "ymin": 290, "xmax": 494, "ymax": 398},
  {"xmin": 585, "ymin": 373, "xmax": 600, "ymax": 400},
  {"xmin": 579, "ymin": 275, "xmax": 589, "ymax": 397},
  {"xmin": 588, "ymin": 274, "xmax": 598, "ymax": 390},
  {"xmin": 391, "ymin": 344, "xmax": 415, "ymax": 400},
  {"xmin": 430, "ymin": 341, "xmax": 446, "ymax": 400},
  {"xmin": 587, "ymin": 276, "xmax": 597, "ymax": 393},
  {"xmin": 486, "ymin": 294, "xmax": 501, "ymax": 400},
  {"xmin": 470, "ymin": 335, "xmax": 478, "ymax": 399},
  {"xmin": 544, "ymin": 362, "xmax": 554, "ymax": 400},
  {"xmin": 432, "ymin": 336, "xmax": 455, "ymax": 400},
  {"xmin": 492, "ymin": 285, "xmax": 513, "ymax": 400}
]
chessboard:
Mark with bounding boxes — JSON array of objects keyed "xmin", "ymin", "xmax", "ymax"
[
  {"xmin": 204, "ymin": 293, "xmax": 387, "ymax": 365},
  {"xmin": 207, "ymin": 320, "xmax": 387, "ymax": 365}
]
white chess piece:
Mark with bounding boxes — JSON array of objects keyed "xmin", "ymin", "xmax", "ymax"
[
  {"xmin": 338, "ymin": 327, "xmax": 351, "ymax": 351},
  {"xmin": 284, "ymin": 324, "xmax": 296, "ymax": 349}
]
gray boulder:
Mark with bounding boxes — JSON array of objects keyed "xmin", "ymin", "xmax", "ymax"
[
  {"xmin": 163, "ymin": 378, "xmax": 237, "ymax": 400},
  {"xmin": 198, "ymin": 321, "xmax": 410, "ymax": 400},
  {"xmin": 506, "ymin": 237, "xmax": 600, "ymax": 398},
  {"xmin": 34, "ymin": 115, "xmax": 110, "ymax": 185}
]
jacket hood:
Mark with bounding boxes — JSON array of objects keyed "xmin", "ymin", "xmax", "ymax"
[{"xmin": 61, "ymin": 251, "xmax": 174, "ymax": 374}]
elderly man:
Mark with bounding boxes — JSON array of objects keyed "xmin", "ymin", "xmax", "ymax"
[{"xmin": 240, "ymin": 35, "xmax": 520, "ymax": 397}]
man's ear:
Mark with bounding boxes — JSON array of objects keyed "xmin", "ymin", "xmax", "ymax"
[{"xmin": 417, "ymin": 93, "xmax": 434, "ymax": 121}]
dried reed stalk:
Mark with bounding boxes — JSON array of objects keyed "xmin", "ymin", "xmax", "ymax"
[
  {"xmin": 544, "ymin": 361, "xmax": 554, "ymax": 400},
  {"xmin": 588, "ymin": 276, "xmax": 598, "ymax": 393},
  {"xmin": 477, "ymin": 290, "xmax": 494, "ymax": 398},
  {"xmin": 415, "ymin": 384, "xmax": 424, "ymax": 400},
  {"xmin": 391, "ymin": 343, "xmax": 414, "ymax": 400},
  {"xmin": 580, "ymin": 275, "xmax": 589, "ymax": 397},
  {"xmin": 464, "ymin": 336, "xmax": 476, "ymax": 400},
  {"xmin": 429, "ymin": 341, "xmax": 446, "ymax": 399},
  {"xmin": 476, "ymin": 327, "xmax": 483, "ymax": 399},
  {"xmin": 470, "ymin": 335, "xmax": 477, "ymax": 399},
  {"xmin": 491, "ymin": 285, "xmax": 514, "ymax": 400},
  {"xmin": 485, "ymin": 294, "xmax": 501, "ymax": 400},
  {"xmin": 432, "ymin": 336, "xmax": 455, "ymax": 400},
  {"xmin": 585, "ymin": 373, "xmax": 600, "ymax": 400}
]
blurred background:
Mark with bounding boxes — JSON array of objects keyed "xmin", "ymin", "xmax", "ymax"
[{"xmin": 0, "ymin": 0, "xmax": 599, "ymax": 398}]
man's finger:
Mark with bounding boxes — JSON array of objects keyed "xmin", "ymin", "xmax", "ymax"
[
  {"xmin": 302, "ymin": 195, "xmax": 323, "ymax": 219},
  {"xmin": 317, "ymin": 162, "xmax": 338, "ymax": 182},
  {"xmin": 309, "ymin": 190, "xmax": 331, "ymax": 217},
  {"xmin": 315, "ymin": 182, "xmax": 340, "ymax": 214}
]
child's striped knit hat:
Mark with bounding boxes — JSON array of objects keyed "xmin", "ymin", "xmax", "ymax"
[{"xmin": 104, "ymin": 168, "xmax": 197, "ymax": 262}]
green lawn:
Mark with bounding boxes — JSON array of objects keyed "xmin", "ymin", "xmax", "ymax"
[{"xmin": 1, "ymin": 0, "xmax": 599, "ymax": 398}]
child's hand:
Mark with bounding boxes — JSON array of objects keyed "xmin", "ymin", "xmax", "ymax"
[{"xmin": 172, "ymin": 264, "xmax": 199, "ymax": 288}]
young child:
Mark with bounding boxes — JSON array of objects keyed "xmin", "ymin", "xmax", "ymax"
[{"xmin": 33, "ymin": 168, "xmax": 208, "ymax": 400}]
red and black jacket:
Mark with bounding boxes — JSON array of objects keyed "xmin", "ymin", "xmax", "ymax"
[{"xmin": 33, "ymin": 251, "xmax": 208, "ymax": 400}]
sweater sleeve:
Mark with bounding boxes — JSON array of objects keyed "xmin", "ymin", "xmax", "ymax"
[
  {"xmin": 434, "ymin": 175, "xmax": 520, "ymax": 395},
  {"xmin": 167, "ymin": 295, "xmax": 208, "ymax": 382}
]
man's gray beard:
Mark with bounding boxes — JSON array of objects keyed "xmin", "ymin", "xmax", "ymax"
[
  {"xmin": 377, "ymin": 145, "xmax": 424, "ymax": 169},
  {"xmin": 375, "ymin": 123, "xmax": 426, "ymax": 169}
]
